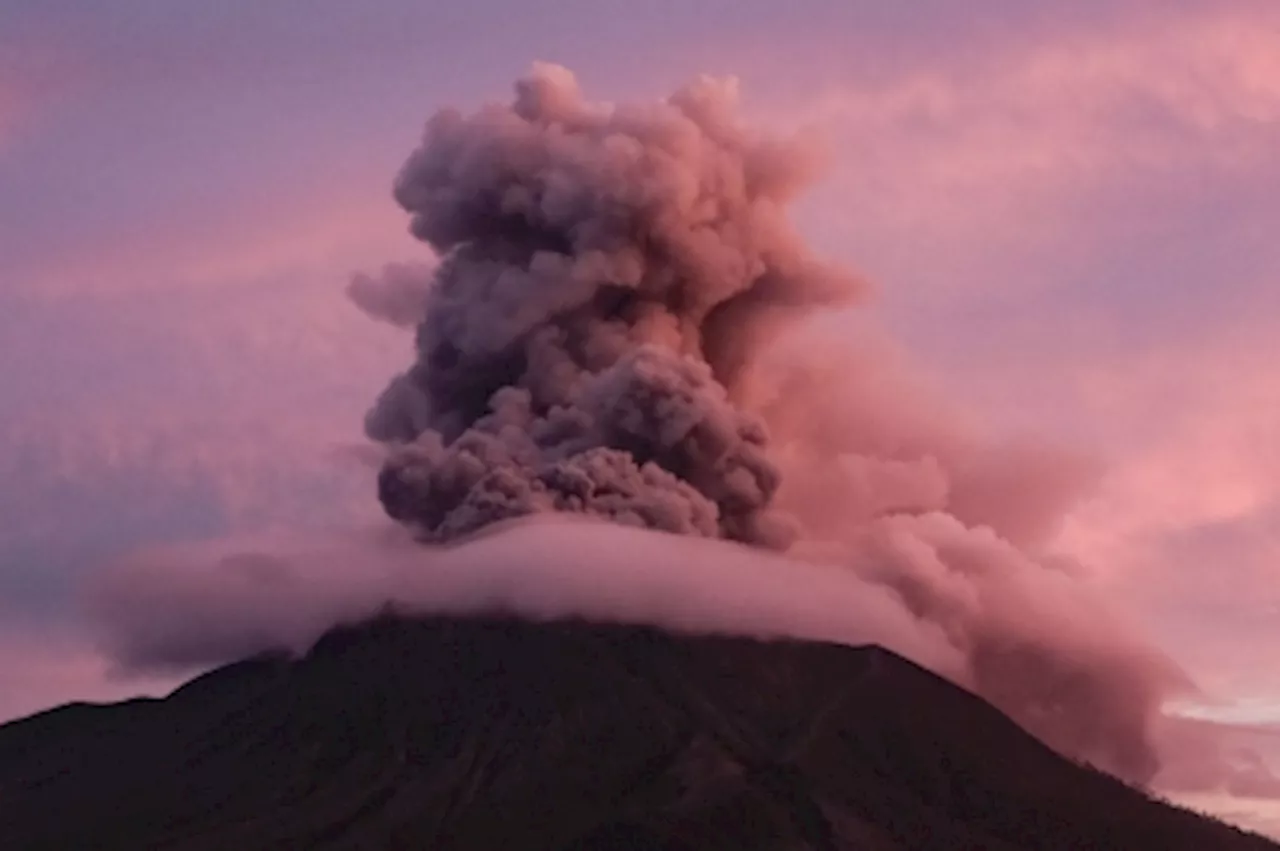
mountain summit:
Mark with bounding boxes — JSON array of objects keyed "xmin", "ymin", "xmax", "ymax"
[{"xmin": 0, "ymin": 615, "xmax": 1273, "ymax": 850}]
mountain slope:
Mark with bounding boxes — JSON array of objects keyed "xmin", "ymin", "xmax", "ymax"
[{"xmin": 0, "ymin": 615, "xmax": 1273, "ymax": 850}]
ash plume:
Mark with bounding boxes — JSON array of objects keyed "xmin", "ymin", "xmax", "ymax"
[
  {"xmin": 366, "ymin": 62, "xmax": 860, "ymax": 546},
  {"xmin": 350, "ymin": 64, "xmax": 1189, "ymax": 785},
  {"xmin": 94, "ymin": 64, "xmax": 1196, "ymax": 791}
]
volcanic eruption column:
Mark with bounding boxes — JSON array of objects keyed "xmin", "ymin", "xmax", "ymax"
[
  {"xmin": 367, "ymin": 64, "xmax": 859, "ymax": 546},
  {"xmin": 359, "ymin": 64, "xmax": 1181, "ymax": 784}
]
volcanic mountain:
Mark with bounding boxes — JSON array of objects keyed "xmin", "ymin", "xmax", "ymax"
[{"xmin": 0, "ymin": 615, "xmax": 1273, "ymax": 851}]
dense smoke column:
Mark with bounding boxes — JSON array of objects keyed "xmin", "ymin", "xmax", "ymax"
[{"xmin": 368, "ymin": 64, "xmax": 860, "ymax": 545}]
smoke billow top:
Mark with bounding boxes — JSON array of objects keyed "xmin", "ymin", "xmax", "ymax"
[
  {"xmin": 97, "ymin": 64, "xmax": 1216, "ymax": 791},
  {"xmin": 364, "ymin": 63, "xmax": 859, "ymax": 546}
]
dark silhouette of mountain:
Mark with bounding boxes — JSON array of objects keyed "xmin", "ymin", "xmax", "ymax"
[{"xmin": 0, "ymin": 615, "xmax": 1274, "ymax": 850}]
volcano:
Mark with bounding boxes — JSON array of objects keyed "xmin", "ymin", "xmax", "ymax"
[{"xmin": 0, "ymin": 616, "xmax": 1273, "ymax": 850}]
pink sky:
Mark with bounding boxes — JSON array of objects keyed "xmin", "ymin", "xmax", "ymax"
[{"xmin": 0, "ymin": 0, "xmax": 1277, "ymax": 836}]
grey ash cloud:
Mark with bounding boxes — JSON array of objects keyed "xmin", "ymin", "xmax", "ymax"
[{"xmin": 363, "ymin": 63, "xmax": 859, "ymax": 546}]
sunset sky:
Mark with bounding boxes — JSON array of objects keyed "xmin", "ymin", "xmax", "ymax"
[{"xmin": 1, "ymin": 0, "xmax": 1278, "ymax": 836}]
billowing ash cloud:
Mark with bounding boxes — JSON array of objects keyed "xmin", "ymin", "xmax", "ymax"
[
  {"xmin": 366, "ymin": 62, "xmax": 860, "ymax": 546},
  {"xmin": 92, "ymin": 65, "xmax": 1196, "ymax": 789}
]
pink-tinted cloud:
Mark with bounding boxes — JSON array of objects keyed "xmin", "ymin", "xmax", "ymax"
[
  {"xmin": 1154, "ymin": 714, "xmax": 1280, "ymax": 839},
  {"xmin": 723, "ymin": 13, "xmax": 1280, "ymax": 778},
  {"xmin": 906, "ymin": 300, "xmax": 1280, "ymax": 733},
  {"xmin": 83, "ymin": 509, "xmax": 1188, "ymax": 786},
  {"xmin": 87, "ymin": 519, "xmax": 964, "ymax": 677},
  {"xmin": 0, "ymin": 624, "xmax": 178, "ymax": 723},
  {"xmin": 13, "ymin": 187, "xmax": 420, "ymax": 299},
  {"xmin": 2, "ymin": 411, "xmax": 376, "ymax": 530},
  {"xmin": 759, "ymin": 4, "xmax": 1280, "ymax": 304},
  {"xmin": 1052, "ymin": 320, "xmax": 1280, "ymax": 568}
]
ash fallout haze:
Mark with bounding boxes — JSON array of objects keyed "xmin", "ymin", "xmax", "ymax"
[{"xmin": 1, "ymin": 0, "xmax": 1279, "ymax": 840}]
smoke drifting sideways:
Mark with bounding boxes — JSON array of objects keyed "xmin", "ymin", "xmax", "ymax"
[
  {"xmin": 92, "ymin": 65, "xmax": 1193, "ymax": 788},
  {"xmin": 90, "ymin": 519, "xmax": 963, "ymax": 683}
]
